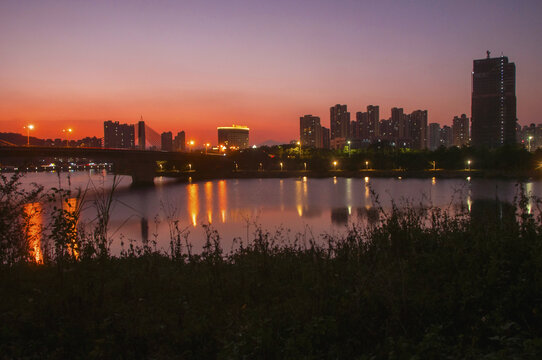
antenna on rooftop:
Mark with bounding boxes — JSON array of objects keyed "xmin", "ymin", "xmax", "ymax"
[{"xmin": 486, "ymin": 50, "xmax": 491, "ymax": 59}]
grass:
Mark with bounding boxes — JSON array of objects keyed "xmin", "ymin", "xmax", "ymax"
[{"xmin": 1, "ymin": 174, "xmax": 542, "ymax": 358}]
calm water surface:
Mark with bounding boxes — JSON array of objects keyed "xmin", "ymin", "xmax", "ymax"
[{"xmin": 17, "ymin": 171, "xmax": 542, "ymax": 254}]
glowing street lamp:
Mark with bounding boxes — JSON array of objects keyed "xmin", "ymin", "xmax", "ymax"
[
  {"xmin": 304, "ymin": 162, "xmax": 307, "ymax": 171},
  {"xmin": 62, "ymin": 128, "xmax": 73, "ymax": 147},
  {"xmin": 259, "ymin": 162, "xmax": 263, "ymax": 171},
  {"xmin": 365, "ymin": 160, "xmax": 369, "ymax": 170},
  {"xmin": 204, "ymin": 142, "xmax": 210, "ymax": 154},
  {"xmin": 528, "ymin": 136, "xmax": 533, "ymax": 152},
  {"xmin": 333, "ymin": 161, "xmax": 338, "ymax": 170},
  {"xmin": 188, "ymin": 140, "xmax": 195, "ymax": 152},
  {"xmin": 24, "ymin": 124, "xmax": 34, "ymax": 146},
  {"xmin": 467, "ymin": 160, "xmax": 472, "ymax": 171},
  {"xmin": 347, "ymin": 140, "xmax": 351, "ymax": 157},
  {"xmin": 188, "ymin": 163, "xmax": 192, "ymax": 171},
  {"xmin": 280, "ymin": 162, "xmax": 283, "ymax": 171}
]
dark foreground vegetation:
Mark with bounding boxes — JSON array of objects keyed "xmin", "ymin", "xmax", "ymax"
[{"xmin": 1, "ymin": 174, "xmax": 542, "ymax": 359}]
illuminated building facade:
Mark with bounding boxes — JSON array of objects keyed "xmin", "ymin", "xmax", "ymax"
[
  {"xmin": 299, "ymin": 115, "xmax": 322, "ymax": 148},
  {"xmin": 217, "ymin": 125, "xmax": 249, "ymax": 149},
  {"xmin": 103, "ymin": 120, "xmax": 135, "ymax": 149},
  {"xmin": 330, "ymin": 104, "xmax": 350, "ymax": 139},
  {"xmin": 453, "ymin": 114, "xmax": 470, "ymax": 147}
]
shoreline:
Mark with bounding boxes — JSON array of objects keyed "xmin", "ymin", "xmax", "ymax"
[{"xmin": 158, "ymin": 168, "xmax": 541, "ymax": 182}]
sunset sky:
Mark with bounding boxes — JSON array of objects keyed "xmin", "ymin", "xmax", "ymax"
[{"xmin": 1, "ymin": 0, "xmax": 541, "ymax": 145}]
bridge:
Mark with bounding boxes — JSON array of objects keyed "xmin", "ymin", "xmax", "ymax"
[{"xmin": 0, "ymin": 146, "xmax": 228, "ymax": 186}]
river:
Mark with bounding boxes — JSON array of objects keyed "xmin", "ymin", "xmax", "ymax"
[{"xmin": 14, "ymin": 171, "xmax": 542, "ymax": 255}]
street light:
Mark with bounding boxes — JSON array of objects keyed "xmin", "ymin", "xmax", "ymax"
[
  {"xmin": 62, "ymin": 128, "xmax": 72, "ymax": 147},
  {"xmin": 365, "ymin": 160, "xmax": 369, "ymax": 170},
  {"xmin": 188, "ymin": 163, "xmax": 192, "ymax": 171},
  {"xmin": 333, "ymin": 161, "xmax": 338, "ymax": 170},
  {"xmin": 188, "ymin": 140, "xmax": 195, "ymax": 152},
  {"xmin": 259, "ymin": 162, "xmax": 263, "ymax": 171},
  {"xmin": 347, "ymin": 140, "xmax": 351, "ymax": 157},
  {"xmin": 528, "ymin": 136, "xmax": 533, "ymax": 152},
  {"xmin": 432, "ymin": 161, "xmax": 436, "ymax": 170},
  {"xmin": 304, "ymin": 162, "xmax": 307, "ymax": 171},
  {"xmin": 297, "ymin": 141, "xmax": 301, "ymax": 158},
  {"xmin": 204, "ymin": 143, "xmax": 210, "ymax": 155},
  {"xmin": 24, "ymin": 125, "xmax": 34, "ymax": 146},
  {"xmin": 280, "ymin": 162, "xmax": 283, "ymax": 171},
  {"xmin": 467, "ymin": 160, "xmax": 471, "ymax": 171}
]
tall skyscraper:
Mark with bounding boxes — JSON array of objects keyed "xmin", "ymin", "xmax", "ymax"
[
  {"xmin": 471, "ymin": 52, "xmax": 516, "ymax": 147},
  {"xmin": 330, "ymin": 104, "xmax": 350, "ymax": 140},
  {"xmin": 366, "ymin": 105, "xmax": 379, "ymax": 141},
  {"xmin": 409, "ymin": 110, "xmax": 428, "ymax": 150},
  {"xmin": 161, "ymin": 131, "xmax": 173, "ymax": 151},
  {"xmin": 173, "ymin": 131, "xmax": 186, "ymax": 151},
  {"xmin": 452, "ymin": 114, "xmax": 470, "ymax": 147},
  {"xmin": 103, "ymin": 120, "xmax": 135, "ymax": 149},
  {"xmin": 428, "ymin": 123, "xmax": 441, "ymax": 150},
  {"xmin": 138, "ymin": 120, "xmax": 146, "ymax": 150},
  {"xmin": 300, "ymin": 115, "xmax": 323, "ymax": 148}
]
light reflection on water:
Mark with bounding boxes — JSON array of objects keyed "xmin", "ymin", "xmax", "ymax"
[
  {"xmin": 24, "ymin": 202, "xmax": 42, "ymax": 263},
  {"xmin": 16, "ymin": 171, "xmax": 542, "ymax": 255}
]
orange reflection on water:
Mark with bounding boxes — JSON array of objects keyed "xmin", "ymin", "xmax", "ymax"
[
  {"xmin": 24, "ymin": 202, "xmax": 42, "ymax": 263},
  {"xmin": 187, "ymin": 183, "xmax": 199, "ymax": 227},
  {"xmin": 64, "ymin": 198, "xmax": 80, "ymax": 259},
  {"xmin": 218, "ymin": 180, "xmax": 227, "ymax": 223},
  {"xmin": 205, "ymin": 181, "xmax": 213, "ymax": 224}
]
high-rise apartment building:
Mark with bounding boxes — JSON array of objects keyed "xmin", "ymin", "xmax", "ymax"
[
  {"xmin": 379, "ymin": 119, "xmax": 393, "ymax": 141},
  {"xmin": 366, "ymin": 105, "xmax": 379, "ymax": 141},
  {"xmin": 428, "ymin": 123, "xmax": 441, "ymax": 150},
  {"xmin": 173, "ymin": 131, "xmax": 186, "ymax": 151},
  {"xmin": 440, "ymin": 125, "xmax": 453, "ymax": 148},
  {"xmin": 330, "ymin": 104, "xmax": 350, "ymax": 139},
  {"xmin": 471, "ymin": 53, "xmax": 516, "ymax": 147},
  {"xmin": 409, "ymin": 110, "xmax": 428, "ymax": 150},
  {"xmin": 103, "ymin": 120, "xmax": 135, "ymax": 149},
  {"xmin": 321, "ymin": 127, "xmax": 330, "ymax": 149},
  {"xmin": 391, "ymin": 107, "xmax": 406, "ymax": 139},
  {"xmin": 356, "ymin": 111, "xmax": 368, "ymax": 140},
  {"xmin": 350, "ymin": 120, "xmax": 360, "ymax": 140},
  {"xmin": 161, "ymin": 131, "xmax": 173, "ymax": 151},
  {"xmin": 452, "ymin": 114, "xmax": 470, "ymax": 147},
  {"xmin": 300, "ymin": 115, "xmax": 322, "ymax": 148}
]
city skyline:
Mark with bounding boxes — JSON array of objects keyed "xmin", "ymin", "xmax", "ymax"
[{"xmin": 1, "ymin": 0, "xmax": 541, "ymax": 143}]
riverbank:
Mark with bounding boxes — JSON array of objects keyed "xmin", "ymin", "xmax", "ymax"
[
  {"xmin": 158, "ymin": 168, "xmax": 542, "ymax": 183},
  {"xmin": 2, "ymin": 194, "xmax": 542, "ymax": 359}
]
